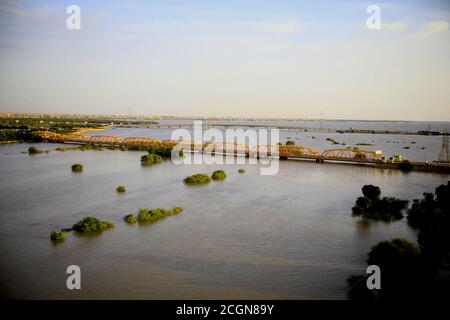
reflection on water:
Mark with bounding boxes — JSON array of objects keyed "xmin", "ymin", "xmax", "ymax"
[{"xmin": 0, "ymin": 142, "xmax": 448, "ymax": 299}]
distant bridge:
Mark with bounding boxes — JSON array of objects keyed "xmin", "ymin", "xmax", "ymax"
[{"xmin": 113, "ymin": 123, "xmax": 416, "ymax": 135}]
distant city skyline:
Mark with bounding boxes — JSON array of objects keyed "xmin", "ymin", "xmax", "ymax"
[{"xmin": 0, "ymin": 0, "xmax": 449, "ymax": 121}]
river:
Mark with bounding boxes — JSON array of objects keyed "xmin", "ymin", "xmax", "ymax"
[{"xmin": 0, "ymin": 124, "xmax": 449, "ymax": 299}]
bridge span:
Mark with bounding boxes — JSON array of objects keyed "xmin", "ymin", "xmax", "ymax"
[{"xmin": 37, "ymin": 131, "xmax": 450, "ymax": 173}]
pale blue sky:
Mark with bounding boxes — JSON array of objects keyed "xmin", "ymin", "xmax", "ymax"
[{"xmin": 0, "ymin": 0, "xmax": 449, "ymax": 120}]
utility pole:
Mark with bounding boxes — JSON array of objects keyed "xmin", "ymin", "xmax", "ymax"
[{"xmin": 437, "ymin": 130, "xmax": 450, "ymax": 163}]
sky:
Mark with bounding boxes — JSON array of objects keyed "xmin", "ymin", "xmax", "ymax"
[{"xmin": 0, "ymin": 0, "xmax": 449, "ymax": 120}]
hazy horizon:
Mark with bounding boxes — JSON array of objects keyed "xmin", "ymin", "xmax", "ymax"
[
  {"xmin": 4, "ymin": 111, "xmax": 450, "ymax": 124},
  {"xmin": 1, "ymin": 0, "xmax": 449, "ymax": 121}
]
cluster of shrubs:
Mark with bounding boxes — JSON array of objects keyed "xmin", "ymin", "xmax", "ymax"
[
  {"xmin": 55, "ymin": 144, "xmax": 104, "ymax": 152},
  {"xmin": 50, "ymin": 216, "xmax": 114, "ymax": 242},
  {"xmin": 28, "ymin": 146, "xmax": 43, "ymax": 154},
  {"xmin": 0, "ymin": 128, "xmax": 42, "ymax": 142},
  {"xmin": 50, "ymin": 230, "xmax": 66, "ymax": 241},
  {"xmin": 285, "ymin": 140, "xmax": 296, "ymax": 146},
  {"xmin": 123, "ymin": 214, "xmax": 138, "ymax": 224},
  {"xmin": 148, "ymin": 147, "xmax": 183, "ymax": 158},
  {"xmin": 140, "ymin": 147, "xmax": 183, "ymax": 166},
  {"xmin": 211, "ymin": 170, "xmax": 226, "ymax": 180},
  {"xmin": 184, "ymin": 170, "xmax": 228, "ymax": 185},
  {"xmin": 124, "ymin": 207, "xmax": 183, "ymax": 224},
  {"xmin": 140, "ymin": 153, "xmax": 162, "ymax": 166},
  {"xmin": 72, "ymin": 216, "xmax": 114, "ymax": 233},
  {"xmin": 116, "ymin": 185, "xmax": 126, "ymax": 193},
  {"xmin": 71, "ymin": 163, "xmax": 83, "ymax": 172},
  {"xmin": 347, "ymin": 181, "xmax": 450, "ymax": 300},
  {"xmin": 184, "ymin": 173, "xmax": 212, "ymax": 185},
  {"xmin": 352, "ymin": 185, "xmax": 408, "ymax": 222}
]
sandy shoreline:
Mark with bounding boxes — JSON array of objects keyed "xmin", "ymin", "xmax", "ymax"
[{"xmin": 75, "ymin": 126, "xmax": 111, "ymax": 135}]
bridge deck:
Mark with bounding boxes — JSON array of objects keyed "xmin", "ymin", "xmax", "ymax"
[{"xmin": 37, "ymin": 131, "xmax": 450, "ymax": 174}]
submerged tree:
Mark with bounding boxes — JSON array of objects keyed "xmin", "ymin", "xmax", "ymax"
[
  {"xmin": 362, "ymin": 185, "xmax": 381, "ymax": 200},
  {"xmin": 347, "ymin": 238, "xmax": 423, "ymax": 299},
  {"xmin": 348, "ymin": 181, "xmax": 450, "ymax": 300},
  {"xmin": 72, "ymin": 216, "xmax": 114, "ymax": 233},
  {"xmin": 50, "ymin": 230, "xmax": 65, "ymax": 241},
  {"xmin": 407, "ymin": 181, "xmax": 450, "ymax": 270},
  {"xmin": 123, "ymin": 214, "xmax": 137, "ymax": 224},
  {"xmin": 71, "ymin": 163, "xmax": 83, "ymax": 172},
  {"xmin": 140, "ymin": 153, "xmax": 162, "ymax": 166},
  {"xmin": 211, "ymin": 170, "xmax": 227, "ymax": 180},
  {"xmin": 137, "ymin": 207, "xmax": 183, "ymax": 224},
  {"xmin": 352, "ymin": 185, "xmax": 408, "ymax": 222},
  {"xmin": 183, "ymin": 173, "xmax": 211, "ymax": 185},
  {"xmin": 28, "ymin": 146, "xmax": 43, "ymax": 154}
]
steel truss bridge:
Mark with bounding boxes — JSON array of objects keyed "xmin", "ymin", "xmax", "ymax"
[{"xmin": 38, "ymin": 131, "xmax": 384, "ymax": 164}]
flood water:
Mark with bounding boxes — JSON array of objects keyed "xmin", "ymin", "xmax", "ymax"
[{"xmin": 0, "ymin": 140, "xmax": 448, "ymax": 299}]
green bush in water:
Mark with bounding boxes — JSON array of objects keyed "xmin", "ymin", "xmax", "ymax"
[
  {"xmin": 124, "ymin": 214, "xmax": 137, "ymax": 224},
  {"xmin": 141, "ymin": 153, "xmax": 162, "ymax": 165},
  {"xmin": 71, "ymin": 163, "xmax": 83, "ymax": 172},
  {"xmin": 28, "ymin": 146, "xmax": 43, "ymax": 154},
  {"xmin": 137, "ymin": 207, "xmax": 180, "ymax": 223},
  {"xmin": 50, "ymin": 230, "xmax": 65, "ymax": 241},
  {"xmin": 352, "ymin": 185, "xmax": 408, "ymax": 222},
  {"xmin": 172, "ymin": 207, "xmax": 183, "ymax": 214},
  {"xmin": 183, "ymin": 173, "xmax": 211, "ymax": 185},
  {"xmin": 285, "ymin": 140, "xmax": 295, "ymax": 146},
  {"xmin": 72, "ymin": 216, "xmax": 114, "ymax": 233},
  {"xmin": 147, "ymin": 147, "xmax": 171, "ymax": 158},
  {"xmin": 116, "ymin": 185, "xmax": 126, "ymax": 193},
  {"xmin": 211, "ymin": 170, "xmax": 227, "ymax": 180}
]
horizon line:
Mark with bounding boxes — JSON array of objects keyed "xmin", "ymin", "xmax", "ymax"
[{"xmin": 1, "ymin": 111, "xmax": 449, "ymax": 123}]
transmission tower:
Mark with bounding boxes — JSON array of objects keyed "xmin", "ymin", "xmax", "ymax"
[{"xmin": 437, "ymin": 130, "xmax": 449, "ymax": 163}]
